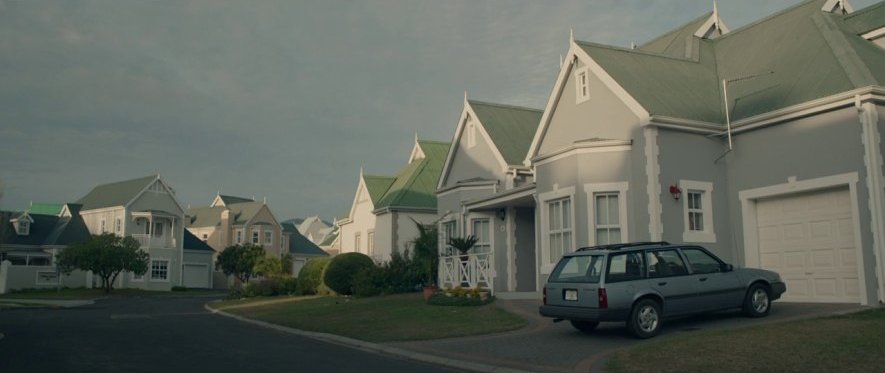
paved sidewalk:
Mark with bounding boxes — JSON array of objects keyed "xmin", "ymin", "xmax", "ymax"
[{"xmin": 0, "ymin": 298, "xmax": 94, "ymax": 308}]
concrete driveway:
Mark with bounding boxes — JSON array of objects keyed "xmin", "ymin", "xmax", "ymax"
[{"xmin": 388, "ymin": 299, "xmax": 867, "ymax": 373}]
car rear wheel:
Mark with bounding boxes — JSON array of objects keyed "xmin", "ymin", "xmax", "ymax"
[
  {"xmin": 569, "ymin": 320, "xmax": 599, "ymax": 333},
  {"xmin": 743, "ymin": 283, "xmax": 771, "ymax": 318},
  {"xmin": 628, "ymin": 299, "xmax": 662, "ymax": 339}
]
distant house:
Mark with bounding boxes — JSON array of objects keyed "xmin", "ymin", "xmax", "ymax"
[
  {"xmin": 337, "ymin": 137, "xmax": 450, "ymax": 261},
  {"xmin": 75, "ymin": 175, "xmax": 214, "ymax": 290},
  {"xmin": 318, "ymin": 225, "xmax": 341, "ymax": 255},
  {"xmin": 185, "ymin": 194, "xmax": 285, "ymax": 258},
  {"xmin": 281, "ymin": 222, "xmax": 329, "ymax": 274},
  {"xmin": 282, "ymin": 216, "xmax": 333, "ymax": 245}
]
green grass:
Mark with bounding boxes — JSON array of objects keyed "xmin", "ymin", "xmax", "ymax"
[
  {"xmin": 211, "ymin": 293, "xmax": 528, "ymax": 342},
  {"xmin": 0, "ymin": 287, "xmax": 224, "ymax": 300},
  {"xmin": 607, "ymin": 308, "xmax": 885, "ymax": 373}
]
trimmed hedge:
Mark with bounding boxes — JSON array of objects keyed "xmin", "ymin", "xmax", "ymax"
[
  {"xmin": 427, "ymin": 293, "xmax": 494, "ymax": 307},
  {"xmin": 297, "ymin": 257, "xmax": 332, "ymax": 295},
  {"xmin": 323, "ymin": 253, "xmax": 375, "ymax": 295}
]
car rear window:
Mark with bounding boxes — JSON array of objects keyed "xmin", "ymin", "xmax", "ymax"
[{"xmin": 550, "ymin": 255, "xmax": 603, "ymax": 283}]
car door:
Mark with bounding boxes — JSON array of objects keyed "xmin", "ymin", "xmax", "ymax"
[
  {"xmin": 680, "ymin": 247, "xmax": 743, "ymax": 311},
  {"xmin": 645, "ymin": 249, "xmax": 697, "ymax": 316}
]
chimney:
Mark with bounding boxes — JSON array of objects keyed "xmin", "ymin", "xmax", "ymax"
[{"xmin": 220, "ymin": 208, "xmax": 232, "ymax": 247}]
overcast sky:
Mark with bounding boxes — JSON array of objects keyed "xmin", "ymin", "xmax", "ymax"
[{"xmin": 0, "ymin": 0, "xmax": 877, "ymax": 220}]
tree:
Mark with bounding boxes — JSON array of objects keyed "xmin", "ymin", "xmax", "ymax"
[
  {"xmin": 216, "ymin": 244, "xmax": 265, "ymax": 283},
  {"xmin": 280, "ymin": 253, "xmax": 294, "ymax": 275},
  {"xmin": 253, "ymin": 255, "xmax": 283, "ymax": 277},
  {"xmin": 411, "ymin": 218, "xmax": 439, "ymax": 286},
  {"xmin": 56, "ymin": 233, "xmax": 149, "ymax": 293}
]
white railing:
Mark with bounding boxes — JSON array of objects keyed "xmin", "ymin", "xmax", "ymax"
[
  {"xmin": 439, "ymin": 252, "xmax": 494, "ymax": 293},
  {"xmin": 131, "ymin": 234, "xmax": 175, "ymax": 248}
]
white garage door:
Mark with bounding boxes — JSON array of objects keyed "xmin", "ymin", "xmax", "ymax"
[
  {"xmin": 754, "ymin": 187, "xmax": 859, "ymax": 303},
  {"xmin": 182, "ymin": 264, "xmax": 210, "ymax": 289}
]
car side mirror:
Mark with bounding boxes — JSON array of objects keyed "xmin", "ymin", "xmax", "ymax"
[{"xmin": 722, "ymin": 264, "xmax": 733, "ymax": 272}]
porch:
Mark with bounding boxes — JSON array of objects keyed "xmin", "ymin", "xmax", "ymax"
[{"xmin": 131, "ymin": 210, "xmax": 179, "ymax": 249}]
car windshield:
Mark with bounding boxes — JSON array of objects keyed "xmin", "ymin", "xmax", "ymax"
[{"xmin": 550, "ymin": 255, "xmax": 604, "ymax": 283}]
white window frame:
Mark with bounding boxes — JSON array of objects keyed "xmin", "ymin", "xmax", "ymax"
[
  {"xmin": 539, "ymin": 186, "xmax": 576, "ymax": 273},
  {"xmin": 440, "ymin": 220, "xmax": 458, "ymax": 256},
  {"xmin": 236, "ymin": 229, "xmax": 243, "ymax": 244},
  {"xmin": 466, "ymin": 118, "xmax": 477, "ymax": 148},
  {"xmin": 115, "ymin": 218, "xmax": 122, "ymax": 233},
  {"xmin": 574, "ymin": 66, "xmax": 590, "ymax": 104},
  {"xmin": 16, "ymin": 220, "xmax": 30, "ymax": 235},
  {"xmin": 100, "ymin": 219, "xmax": 106, "ymax": 233},
  {"xmin": 252, "ymin": 229, "xmax": 260, "ymax": 245},
  {"xmin": 149, "ymin": 259, "xmax": 170, "ymax": 282},
  {"xmin": 153, "ymin": 221, "xmax": 164, "ymax": 237},
  {"xmin": 201, "ymin": 233, "xmax": 208, "ymax": 242},
  {"xmin": 355, "ymin": 232, "xmax": 361, "ymax": 253},
  {"xmin": 264, "ymin": 229, "xmax": 273, "ymax": 245},
  {"xmin": 367, "ymin": 230, "xmax": 375, "ymax": 256},
  {"xmin": 680, "ymin": 180, "xmax": 716, "ymax": 243},
  {"xmin": 584, "ymin": 182, "xmax": 629, "ymax": 246},
  {"xmin": 470, "ymin": 218, "xmax": 491, "ymax": 255}
]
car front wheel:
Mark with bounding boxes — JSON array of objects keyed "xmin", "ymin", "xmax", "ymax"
[
  {"xmin": 628, "ymin": 299, "xmax": 662, "ymax": 339},
  {"xmin": 570, "ymin": 320, "xmax": 599, "ymax": 333},
  {"xmin": 743, "ymin": 283, "xmax": 771, "ymax": 317}
]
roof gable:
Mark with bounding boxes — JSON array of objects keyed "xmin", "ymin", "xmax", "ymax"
[
  {"xmin": 285, "ymin": 228, "xmax": 329, "ymax": 256},
  {"xmin": 28, "ymin": 203, "xmax": 64, "ymax": 216},
  {"xmin": 211, "ymin": 194, "xmax": 254, "ymax": 207},
  {"xmin": 375, "ymin": 139, "xmax": 449, "ymax": 210},
  {"xmin": 468, "ymin": 101, "xmax": 542, "ymax": 165},
  {"xmin": 76, "ymin": 175, "xmax": 158, "ymax": 211}
]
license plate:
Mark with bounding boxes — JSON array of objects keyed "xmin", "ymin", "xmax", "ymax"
[{"xmin": 564, "ymin": 289, "xmax": 578, "ymax": 301}]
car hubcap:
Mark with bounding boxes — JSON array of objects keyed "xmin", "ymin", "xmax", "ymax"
[
  {"xmin": 638, "ymin": 305, "xmax": 659, "ymax": 332},
  {"xmin": 752, "ymin": 289, "xmax": 769, "ymax": 313}
]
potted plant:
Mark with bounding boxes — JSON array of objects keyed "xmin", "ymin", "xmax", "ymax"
[
  {"xmin": 447, "ymin": 236, "xmax": 478, "ymax": 262},
  {"xmin": 411, "ymin": 219, "xmax": 440, "ymax": 301}
]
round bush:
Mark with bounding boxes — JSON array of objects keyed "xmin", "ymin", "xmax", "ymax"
[
  {"xmin": 297, "ymin": 257, "xmax": 331, "ymax": 295},
  {"xmin": 323, "ymin": 253, "xmax": 376, "ymax": 295}
]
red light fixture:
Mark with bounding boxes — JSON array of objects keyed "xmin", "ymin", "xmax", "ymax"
[{"xmin": 669, "ymin": 185, "xmax": 682, "ymax": 200}]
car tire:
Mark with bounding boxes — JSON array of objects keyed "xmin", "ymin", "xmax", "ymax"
[
  {"xmin": 743, "ymin": 283, "xmax": 771, "ymax": 318},
  {"xmin": 628, "ymin": 299, "xmax": 662, "ymax": 339},
  {"xmin": 569, "ymin": 320, "xmax": 599, "ymax": 333}
]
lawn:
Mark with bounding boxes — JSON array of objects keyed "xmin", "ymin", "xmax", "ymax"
[
  {"xmin": 210, "ymin": 293, "xmax": 527, "ymax": 342},
  {"xmin": 0, "ymin": 287, "xmax": 224, "ymax": 300},
  {"xmin": 607, "ymin": 308, "xmax": 885, "ymax": 373}
]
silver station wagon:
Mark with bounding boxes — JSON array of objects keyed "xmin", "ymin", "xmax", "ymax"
[{"xmin": 539, "ymin": 242, "xmax": 786, "ymax": 338}]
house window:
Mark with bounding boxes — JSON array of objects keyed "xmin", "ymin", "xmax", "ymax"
[
  {"xmin": 16, "ymin": 220, "xmax": 30, "ymax": 235},
  {"xmin": 252, "ymin": 230, "xmax": 260, "ymax": 245},
  {"xmin": 680, "ymin": 180, "xmax": 716, "ymax": 243},
  {"xmin": 100, "ymin": 219, "xmax": 106, "ymax": 233},
  {"xmin": 154, "ymin": 222, "xmax": 163, "ymax": 237},
  {"xmin": 585, "ymin": 182, "xmax": 629, "ymax": 246},
  {"xmin": 115, "ymin": 218, "xmax": 122, "ymax": 233},
  {"xmin": 547, "ymin": 198, "xmax": 572, "ymax": 264},
  {"xmin": 575, "ymin": 67, "xmax": 590, "ymax": 103},
  {"xmin": 355, "ymin": 232, "xmax": 361, "ymax": 253},
  {"xmin": 150, "ymin": 260, "xmax": 169, "ymax": 281},
  {"xmin": 472, "ymin": 219, "xmax": 491, "ymax": 254},
  {"xmin": 441, "ymin": 221, "xmax": 457, "ymax": 256},
  {"xmin": 466, "ymin": 118, "xmax": 476, "ymax": 148},
  {"xmin": 264, "ymin": 230, "xmax": 273, "ymax": 245},
  {"xmin": 236, "ymin": 229, "xmax": 243, "ymax": 244},
  {"xmin": 201, "ymin": 233, "xmax": 208, "ymax": 242},
  {"xmin": 367, "ymin": 231, "xmax": 375, "ymax": 256}
]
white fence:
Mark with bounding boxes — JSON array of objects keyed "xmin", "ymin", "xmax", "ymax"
[
  {"xmin": 439, "ymin": 253, "xmax": 494, "ymax": 293},
  {"xmin": 131, "ymin": 234, "xmax": 175, "ymax": 248},
  {"xmin": 0, "ymin": 260, "xmax": 92, "ymax": 294}
]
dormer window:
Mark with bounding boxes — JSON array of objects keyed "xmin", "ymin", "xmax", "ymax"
[
  {"xmin": 467, "ymin": 117, "xmax": 477, "ymax": 148},
  {"xmin": 16, "ymin": 220, "xmax": 30, "ymax": 235},
  {"xmin": 575, "ymin": 67, "xmax": 590, "ymax": 103}
]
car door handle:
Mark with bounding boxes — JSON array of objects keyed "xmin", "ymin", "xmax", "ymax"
[
  {"xmin": 699, "ymin": 277, "xmax": 708, "ymax": 282},
  {"xmin": 657, "ymin": 282, "xmax": 667, "ymax": 286}
]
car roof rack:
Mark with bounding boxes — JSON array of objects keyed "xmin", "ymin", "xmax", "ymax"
[{"xmin": 576, "ymin": 241, "xmax": 670, "ymax": 252}]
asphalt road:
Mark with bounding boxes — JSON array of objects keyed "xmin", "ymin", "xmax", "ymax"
[{"xmin": 0, "ymin": 296, "xmax": 462, "ymax": 373}]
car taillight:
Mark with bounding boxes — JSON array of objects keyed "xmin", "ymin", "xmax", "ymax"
[
  {"xmin": 598, "ymin": 288, "xmax": 608, "ymax": 309},
  {"xmin": 543, "ymin": 287, "xmax": 547, "ymax": 305}
]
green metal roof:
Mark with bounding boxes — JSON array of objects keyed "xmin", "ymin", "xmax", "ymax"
[
  {"xmin": 469, "ymin": 101, "xmax": 542, "ymax": 166},
  {"xmin": 76, "ymin": 175, "xmax": 157, "ymax": 210},
  {"xmin": 374, "ymin": 140, "xmax": 449, "ymax": 210},
  {"xmin": 282, "ymin": 222, "xmax": 329, "ymax": 256},
  {"xmin": 363, "ymin": 175, "xmax": 396, "ymax": 205},
  {"xmin": 186, "ymin": 201, "xmax": 267, "ymax": 228},
  {"xmin": 319, "ymin": 229, "xmax": 339, "ymax": 246},
  {"xmin": 843, "ymin": 1, "xmax": 885, "ymax": 34},
  {"xmin": 27, "ymin": 203, "xmax": 64, "ymax": 216},
  {"xmin": 580, "ymin": 0, "xmax": 884, "ymax": 124},
  {"xmin": 639, "ymin": 12, "xmax": 713, "ymax": 58}
]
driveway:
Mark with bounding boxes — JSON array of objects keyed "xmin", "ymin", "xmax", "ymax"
[
  {"xmin": 388, "ymin": 299, "xmax": 867, "ymax": 373},
  {"xmin": 0, "ymin": 295, "xmax": 462, "ymax": 373}
]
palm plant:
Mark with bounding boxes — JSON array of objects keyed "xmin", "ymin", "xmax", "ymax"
[{"xmin": 447, "ymin": 236, "xmax": 478, "ymax": 256}]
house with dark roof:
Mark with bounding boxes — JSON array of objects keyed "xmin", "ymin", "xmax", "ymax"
[
  {"xmin": 337, "ymin": 137, "xmax": 450, "ymax": 261},
  {"xmin": 511, "ymin": 0, "xmax": 884, "ymax": 305},
  {"xmin": 281, "ymin": 222, "xmax": 329, "ymax": 274},
  {"xmin": 185, "ymin": 194, "xmax": 285, "ymax": 258},
  {"xmin": 75, "ymin": 175, "xmax": 215, "ymax": 290},
  {"xmin": 435, "ymin": 96, "xmax": 543, "ymax": 295}
]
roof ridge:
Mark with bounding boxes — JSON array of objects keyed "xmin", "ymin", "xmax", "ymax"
[
  {"xmin": 468, "ymin": 99, "xmax": 542, "ymax": 113},
  {"xmin": 640, "ymin": 11, "xmax": 713, "ymax": 48},
  {"xmin": 844, "ymin": 1, "xmax": 885, "ymax": 19},
  {"xmin": 576, "ymin": 39, "xmax": 705, "ymax": 64},
  {"xmin": 416, "ymin": 139, "xmax": 450, "ymax": 145},
  {"xmin": 713, "ymin": 0, "xmax": 821, "ymax": 41}
]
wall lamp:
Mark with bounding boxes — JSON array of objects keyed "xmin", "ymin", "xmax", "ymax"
[{"xmin": 669, "ymin": 185, "xmax": 682, "ymax": 200}]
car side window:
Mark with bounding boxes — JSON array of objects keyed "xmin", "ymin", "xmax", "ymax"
[
  {"xmin": 681, "ymin": 248, "xmax": 722, "ymax": 274},
  {"xmin": 606, "ymin": 252, "xmax": 645, "ymax": 283},
  {"xmin": 645, "ymin": 250, "xmax": 689, "ymax": 278}
]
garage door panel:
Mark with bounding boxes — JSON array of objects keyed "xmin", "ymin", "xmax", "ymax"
[
  {"xmin": 183, "ymin": 264, "xmax": 210, "ymax": 288},
  {"xmin": 753, "ymin": 187, "xmax": 859, "ymax": 303}
]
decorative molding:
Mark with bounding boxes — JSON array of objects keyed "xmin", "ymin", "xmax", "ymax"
[
  {"xmin": 532, "ymin": 140, "xmax": 632, "ymax": 166},
  {"xmin": 644, "ymin": 127, "xmax": 663, "ymax": 241},
  {"xmin": 859, "ymin": 102, "xmax": 885, "ymax": 303}
]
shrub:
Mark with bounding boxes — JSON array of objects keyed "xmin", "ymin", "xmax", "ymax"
[
  {"xmin": 378, "ymin": 249, "xmax": 423, "ymax": 293},
  {"xmin": 171, "ymin": 286, "xmax": 188, "ymax": 292},
  {"xmin": 427, "ymin": 293, "xmax": 494, "ymax": 307},
  {"xmin": 323, "ymin": 252, "xmax": 375, "ymax": 295},
  {"xmin": 352, "ymin": 266, "xmax": 384, "ymax": 298},
  {"xmin": 297, "ymin": 257, "xmax": 331, "ymax": 295},
  {"xmin": 234, "ymin": 276, "xmax": 299, "ymax": 298}
]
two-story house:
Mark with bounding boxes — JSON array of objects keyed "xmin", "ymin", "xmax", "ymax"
[{"xmin": 185, "ymin": 194, "xmax": 285, "ymax": 258}]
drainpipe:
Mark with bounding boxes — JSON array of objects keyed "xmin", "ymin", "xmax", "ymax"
[{"xmin": 715, "ymin": 71, "xmax": 775, "ymax": 162}]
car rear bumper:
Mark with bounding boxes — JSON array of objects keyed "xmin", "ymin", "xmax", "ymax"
[
  {"xmin": 771, "ymin": 281, "xmax": 786, "ymax": 300},
  {"xmin": 538, "ymin": 305, "xmax": 629, "ymax": 322}
]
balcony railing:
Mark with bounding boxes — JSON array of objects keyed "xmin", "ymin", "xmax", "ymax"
[
  {"xmin": 439, "ymin": 252, "xmax": 494, "ymax": 293},
  {"xmin": 131, "ymin": 234, "xmax": 175, "ymax": 248}
]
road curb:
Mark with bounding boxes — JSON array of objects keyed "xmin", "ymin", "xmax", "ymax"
[{"xmin": 204, "ymin": 303, "xmax": 533, "ymax": 373}]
